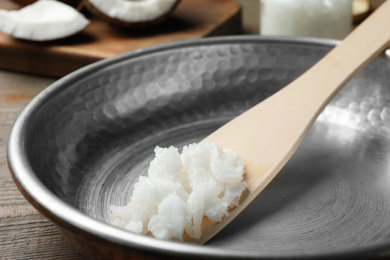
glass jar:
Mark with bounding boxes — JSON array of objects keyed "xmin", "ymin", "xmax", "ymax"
[{"xmin": 260, "ymin": 0, "xmax": 353, "ymax": 39}]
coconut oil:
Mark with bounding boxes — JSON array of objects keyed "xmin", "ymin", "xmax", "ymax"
[
  {"xmin": 260, "ymin": 0, "xmax": 352, "ymax": 39},
  {"xmin": 109, "ymin": 142, "xmax": 247, "ymax": 240}
]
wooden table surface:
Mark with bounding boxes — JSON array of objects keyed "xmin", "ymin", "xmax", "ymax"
[
  {"xmin": 0, "ymin": 0, "xmax": 383, "ymax": 259},
  {"xmin": 0, "ymin": 71, "xmax": 83, "ymax": 259}
]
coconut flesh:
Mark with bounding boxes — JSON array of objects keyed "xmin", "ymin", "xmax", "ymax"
[
  {"xmin": 0, "ymin": 0, "xmax": 89, "ymax": 41},
  {"xmin": 85, "ymin": 0, "xmax": 179, "ymax": 27},
  {"xmin": 9, "ymin": 0, "xmax": 84, "ymax": 9},
  {"xmin": 109, "ymin": 142, "xmax": 247, "ymax": 241}
]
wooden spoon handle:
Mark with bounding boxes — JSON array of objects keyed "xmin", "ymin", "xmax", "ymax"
[{"xmin": 195, "ymin": 1, "xmax": 390, "ymax": 243}]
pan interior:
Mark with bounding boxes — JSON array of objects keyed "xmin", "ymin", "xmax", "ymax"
[{"xmin": 24, "ymin": 39, "xmax": 390, "ymax": 255}]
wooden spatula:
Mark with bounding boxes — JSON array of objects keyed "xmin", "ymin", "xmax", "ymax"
[{"xmin": 187, "ymin": 0, "xmax": 390, "ymax": 243}]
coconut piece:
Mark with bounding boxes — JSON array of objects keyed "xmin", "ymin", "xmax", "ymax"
[
  {"xmin": 84, "ymin": 0, "xmax": 180, "ymax": 28},
  {"xmin": 9, "ymin": 0, "xmax": 84, "ymax": 10},
  {"xmin": 0, "ymin": 0, "xmax": 89, "ymax": 41}
]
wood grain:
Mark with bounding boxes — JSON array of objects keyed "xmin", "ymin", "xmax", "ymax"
[{"xmin": 0, "ymin": 0, "xmax": 242, "ymax": 77}]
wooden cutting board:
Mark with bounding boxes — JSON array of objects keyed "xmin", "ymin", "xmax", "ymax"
[{"xmin": 0, "ymin": 0, "xmax": 241, "ymax": 77}]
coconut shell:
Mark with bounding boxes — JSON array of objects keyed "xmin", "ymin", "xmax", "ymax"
[
  {"xmin": 83, "ymin": 0, "xmax": 181, "ymax": 28},
  {"xmin": 8, "ymin": 0, "xmax": 35, "ymax": 6}
]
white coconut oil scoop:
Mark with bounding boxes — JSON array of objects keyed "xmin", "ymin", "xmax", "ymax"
[{"xmin": 189, "ymin": 0, "xmax": 390, "ymax": 243}]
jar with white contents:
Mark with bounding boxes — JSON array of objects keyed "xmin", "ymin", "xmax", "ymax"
[{"xmin": 260, "ymin": 0, "xmax": 353, "ymax": 39}]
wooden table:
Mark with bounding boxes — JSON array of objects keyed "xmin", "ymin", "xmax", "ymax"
[{"xmin": 0, "ymin": 71, "xmax": 83, "ymax": 259}]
